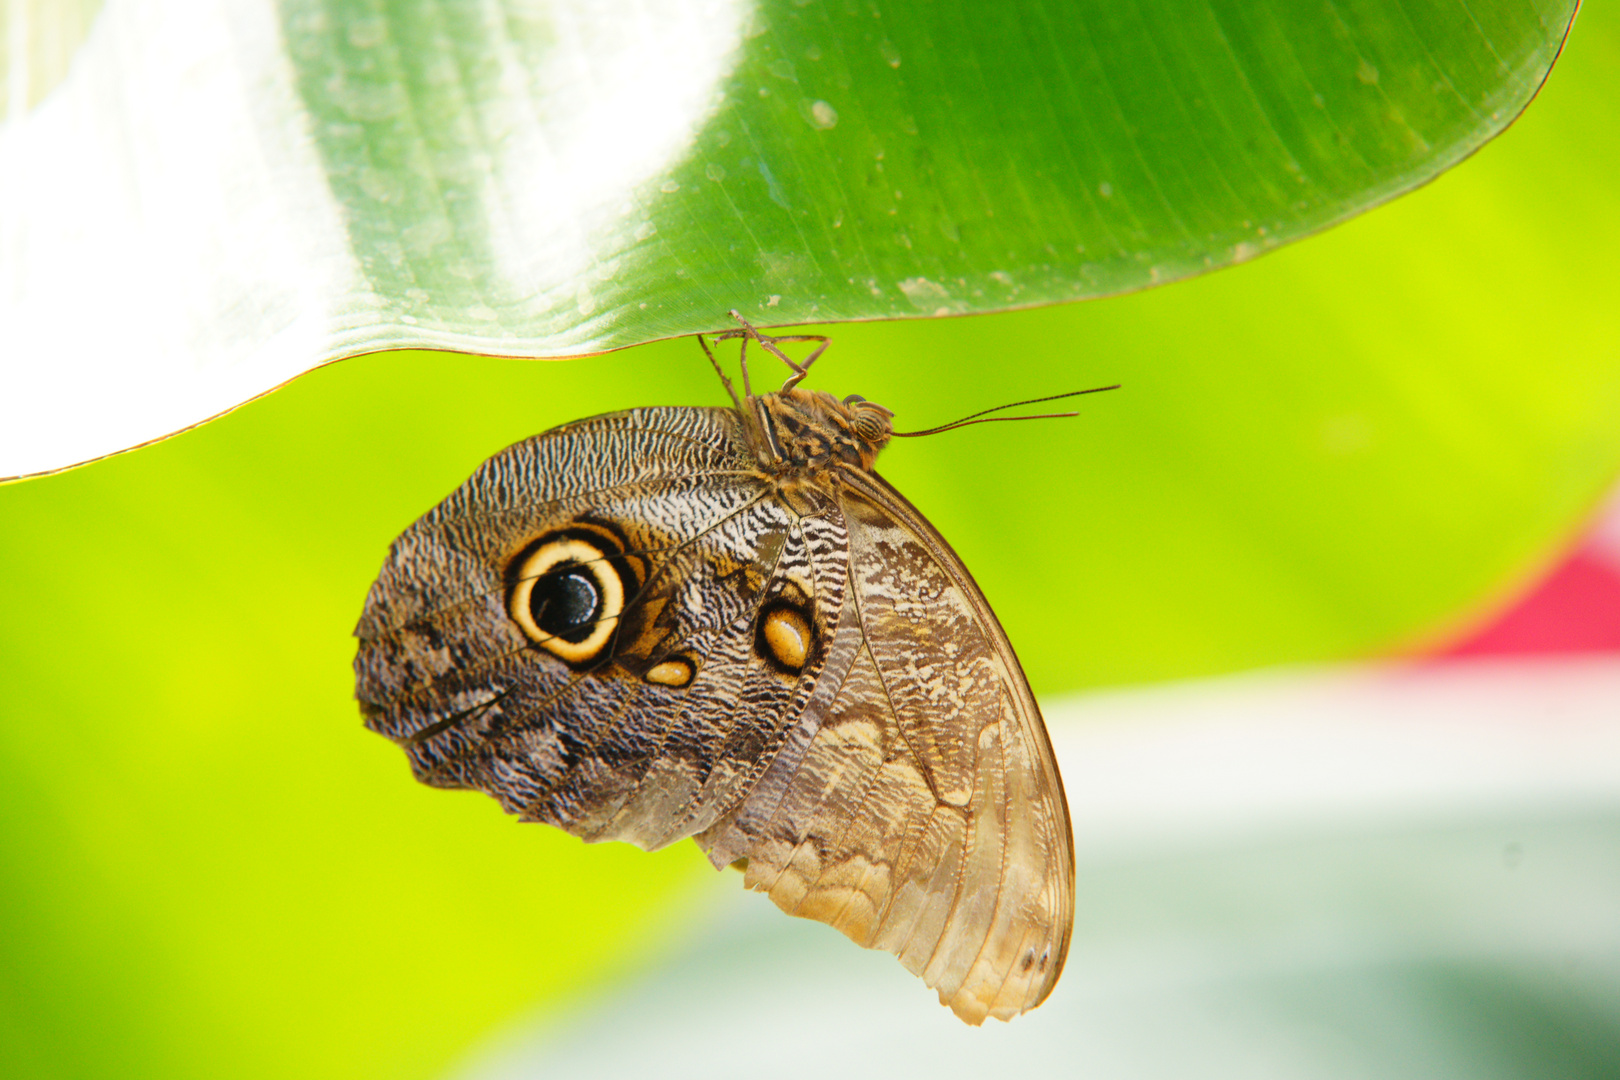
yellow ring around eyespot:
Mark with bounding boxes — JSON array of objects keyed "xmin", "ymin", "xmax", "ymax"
[
  {"xmin": 762, "ymin": 607, "xmax": 810, "ymax": 671},
  {"xmin": 508, "ymin": 537, "xmax": 624, "ymax": 663}
]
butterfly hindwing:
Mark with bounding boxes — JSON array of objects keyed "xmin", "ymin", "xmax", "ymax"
[{"xmin": 696, "ymin": 469, "xmax": 1074, "ymax": 1024}]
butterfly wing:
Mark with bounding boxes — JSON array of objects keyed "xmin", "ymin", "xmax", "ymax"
[
  {"xmin": 355, "ymin": 406, "xmax": 854, "ymax": 850},
  {"xmin": 357, "ymin": 402, "xmax": 1073, "ymax": 1022},
  {"xmin": 697, "ymin": 467, "xmax": 1075, "ymax": 1024}
]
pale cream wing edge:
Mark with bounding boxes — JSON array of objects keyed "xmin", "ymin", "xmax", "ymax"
[
  {"xmin": 695, "ymin": 466, "xmax": 1075, "ymax": 1024},
  {"xmin": 841, "ymin": 467, "xmax": 1076, "ymax": 1021}
]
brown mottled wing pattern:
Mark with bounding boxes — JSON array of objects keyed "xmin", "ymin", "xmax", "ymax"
[
  {"xmin": 697, "ymin": 467, "xmax": 1075, "ymax": 1024},
  {"xmin": 355, "ymin": 407, "xmax": 851, "ymax": 850}
]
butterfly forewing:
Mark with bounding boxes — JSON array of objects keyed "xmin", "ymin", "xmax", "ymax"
[{"xmin": 356, "ymin": 407, "xmax": 846, "ymax": 850}]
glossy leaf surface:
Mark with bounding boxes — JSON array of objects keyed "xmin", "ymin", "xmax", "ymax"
[{"xmin": 0, "ymin": 0, "xmax": 1577, "ymax": 476}]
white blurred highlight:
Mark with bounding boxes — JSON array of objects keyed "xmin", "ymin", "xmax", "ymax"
[
  {"xmin": 0, "ymin": 0, "xmax": 747, "ymax": 478},
  {"xmin": 0, "ymin": 0, "xmax": 358, "ymax": 478},
  {"xmin": 1058, "ymin": 657, "xmax": 1620, "ymax": 853},
  {"xmin": 484, "ymin": 0, "xmax": 745, "ymax": 321}
]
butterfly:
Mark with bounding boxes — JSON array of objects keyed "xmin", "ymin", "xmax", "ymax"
[{"xmin": 353, "ymin": 314, "xmax": 1098, "ymax": 1023}]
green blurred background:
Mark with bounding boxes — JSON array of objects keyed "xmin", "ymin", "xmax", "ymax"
[{"xmin": 3, "ymin": 5, "xmax": 1619, "ymax": 1079}]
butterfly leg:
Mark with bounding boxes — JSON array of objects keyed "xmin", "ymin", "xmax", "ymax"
[
  {"xmin": 720, "ymin": 310, "xmax": 831, "ymax": 392},
  {"xmin": 696, "ymin": 333, "xmax": 744, "ymax": 410}
]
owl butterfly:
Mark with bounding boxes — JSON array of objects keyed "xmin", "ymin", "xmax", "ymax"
[{"xmin": 354, "ymin": 314, "xmax": 1088, "ymax": 1024}]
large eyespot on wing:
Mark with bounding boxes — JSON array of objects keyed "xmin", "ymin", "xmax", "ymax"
[
  {"xmin": 696, "ymin": 471, "xmax": 1074, "ymax": 1025},
  {"xmin": 506, "ymin": 529, "xmax": 635, "ymax": 666}
]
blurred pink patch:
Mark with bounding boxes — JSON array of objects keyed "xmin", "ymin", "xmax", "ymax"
[{"xmin": 1445, "ymin": 491, "xmax": 1620, "ymax": 656}]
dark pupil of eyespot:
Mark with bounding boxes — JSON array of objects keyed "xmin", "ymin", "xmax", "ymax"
[{"xmin": 531, "ymin": 563, "xmax": 601, "ymax": 643}]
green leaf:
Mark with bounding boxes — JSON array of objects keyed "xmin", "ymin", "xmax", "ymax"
[{"xmin": 0, "ymin": 0, "xmax": 1576, "ymax": 476}]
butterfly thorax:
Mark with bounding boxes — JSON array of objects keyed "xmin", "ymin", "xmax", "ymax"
[{"xmin": 744, "ymin": 387, "xmax": 894, "ymax": 473}]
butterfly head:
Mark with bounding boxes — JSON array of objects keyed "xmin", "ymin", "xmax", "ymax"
[{"xmin": 749, "ymin": 387, "xmax": 893, "ymax": 472}]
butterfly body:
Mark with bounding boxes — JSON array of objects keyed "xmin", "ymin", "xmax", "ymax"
[{"xmin": 355, "ymin": 328, "xmax": 1076, "ymax": 1023}]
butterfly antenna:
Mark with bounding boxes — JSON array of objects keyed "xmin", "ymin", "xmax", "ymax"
[{"xmin": 893, "ymin": 384, "xmax": 1121, "ymax": 438}]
